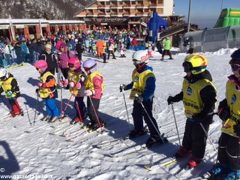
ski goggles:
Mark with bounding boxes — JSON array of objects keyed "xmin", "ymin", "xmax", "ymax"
[
  {"xmin": 231, "ymin": 64, "xmax": 240, "ymax": 71},
  {"xmin": 182, "ymin": 62, "xmax": 192, "ymax": 72}
]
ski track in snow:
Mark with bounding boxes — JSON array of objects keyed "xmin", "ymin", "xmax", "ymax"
[{"xmin": 0, "ymin": 49, "xmax": 235, "ymax": 179}]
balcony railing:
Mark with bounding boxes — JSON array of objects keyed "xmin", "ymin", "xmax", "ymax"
[{"xmin": 97, "ymin": 4, "xmax": 104, "ymax": 8}]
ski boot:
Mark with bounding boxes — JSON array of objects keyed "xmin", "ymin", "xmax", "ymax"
[
  {"xmin": 225, "ymin": 170, "xmax": 240, "ymax": 180},
  {"xmin": 40, "ymin": 115, "xmax": 52, "ymax": 121},
  {"xmin": 128, "ymin": 128, "xmax": 147, "ymax": 139},
  {"xmin": 146, "ymin": 134, "xmax": 168, "ymax": 148},
  {"xmin": 187, "ymin": 156, "xmax": 201, "ymax": 169},
  {"xmin": 70, "ymin": 117, "xmax": 82, "ymax": 125},
  {"xmin": 87, "ymin": 121, "xmax": 105, "ymax": 131},
  {"xmin": 203, "ymin": 163, "xmax": 229, "ymax": 179},
  {"xmin": 48, "ymin": 116, "xmax": 59, "ymax": 123},
  {"xmin": 10, "ymin": 110, "xmax": 23, "ymax": 117}
]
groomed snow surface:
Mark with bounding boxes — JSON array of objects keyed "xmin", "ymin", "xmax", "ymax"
[{"xmin": 0, "ymin": 48, "xmax": 237, "ymax": 179}]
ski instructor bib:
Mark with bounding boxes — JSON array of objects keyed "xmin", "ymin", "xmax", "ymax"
[
  {"xmin": 129, "ymin": 69, "xmax": 155, "ymax": 99},
  {"xmin": 222, "ymin": 80, "xmax": 240, "ymax": 137},
  {"xmin": 183, "ymin": 78, "xmax": 216, "ymax": 118}
]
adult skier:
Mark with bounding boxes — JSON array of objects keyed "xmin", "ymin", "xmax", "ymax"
[
  {"xmin": 208, "ymin": 49, "xmax": 240, "ymax": 179},
  {"xmin": 120, "ymin": 50, "xmax": 165, "ymax": 148},
  {"xmin": 167, "ymin": 54, "xmax": 217, "ymax": 168}
]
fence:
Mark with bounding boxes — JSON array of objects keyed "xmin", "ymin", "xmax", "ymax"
[{"xmin": 180, "ymin": 26, "xmax": 240, "ymax": 52}]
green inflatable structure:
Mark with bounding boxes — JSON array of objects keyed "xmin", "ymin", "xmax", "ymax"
[{"xmin": 215, "ymin": 8, "xmax": 240, "ymax": 27}]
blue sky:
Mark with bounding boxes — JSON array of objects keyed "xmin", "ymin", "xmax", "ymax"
[{"xmin": 174, "ymin": 0, "xmax": 240, "ymax": 28}]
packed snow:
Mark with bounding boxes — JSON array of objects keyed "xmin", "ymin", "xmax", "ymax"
[{"xmin": 0, "ymin": 48, "xmax": 238, "ymax": 179}]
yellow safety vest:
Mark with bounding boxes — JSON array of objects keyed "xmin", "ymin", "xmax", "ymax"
[
  {"xmin": 183, "ymin": 78, "xmax": 216, "ymax": 118},
  {"xmin": 222, "ymin": 80, "xmax": 240, "ymax": 137},
  {"xmin": 85, "ymin": 71, "xmax": 104, "ymax": 92},
  {"xmin": 129, "ymin": 69, "xmax": 155, "ymax": 99},
  {"xmin": 39, "ymin": 71, "xmax": 55, "ymax": 99},
  {"xmin": 68, "ymin": 70, "xmax": 82, "ymax": 96},
  {"xmin": 0, "ymin": 77, "xmax": 17, "ymax": 98}
]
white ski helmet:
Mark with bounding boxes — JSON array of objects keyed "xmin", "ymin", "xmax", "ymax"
[
  {"xmin": 83, "ymin": 58, "xmax": 97, "ymax": 73},
  {"xmin": 132, "ymin": 50, "xmax": 149, "ymax": 65},
  {"xmin": 0, "ymin": 68, "xmax": 7, "ymax": 79}
]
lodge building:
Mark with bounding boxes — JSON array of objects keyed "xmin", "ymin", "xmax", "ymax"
[{"xmin": 75, "ymin": 0, "xmax": 174, "ymax": 29}]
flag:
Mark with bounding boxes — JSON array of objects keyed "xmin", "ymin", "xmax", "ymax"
[{"xmin": 147, "ymin": 12, "xmax": 167, "ymax": 43}]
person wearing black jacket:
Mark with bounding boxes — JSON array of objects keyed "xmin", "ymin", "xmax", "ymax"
[
  {"xmin": 167, "ymin": 54, "xmax": 217, "ymax": 168},
  {"xmin": 75, "ymin": 39, "xmax": 84, "ymax": 61},
  {"xmin": 39, "ymin": 43, "xmax": 58, "ymax": 75}
]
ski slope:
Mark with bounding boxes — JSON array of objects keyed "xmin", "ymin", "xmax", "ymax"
[{"xmin": 0, "ymin": 48, "xmax": 237, "ymax": 179}]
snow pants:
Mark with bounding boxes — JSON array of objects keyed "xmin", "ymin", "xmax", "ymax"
[
  {"xmin": 217, "ymin": 133, "xmax": 240, "ymax": 170},
  {"xmin": 132, "ymin": 99, "xmax": 160, "ymax": 138},
  {"xmin": 45, "ymin": 98, "xmax": 60, "ymax": 117},
  {"xmin": 87, "ymin": 97, "xmax": 102, "ymax": 125},
  {"xmin": 74, "ymin": 96, "xmax": 87, "ymax": 121},
  {"xmin": 182, "ymin": 120, "xmax": 210, "ymax": 159},
  {"xmin": 8, "ymin": 98, "xmax": 22, "ymax": 115}
]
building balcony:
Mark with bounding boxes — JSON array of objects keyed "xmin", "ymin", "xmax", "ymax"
[
  {"xmin": 98, "ymin": 13, "xmax": 105, "ymax": 16},
  {"xmin": 86, "ymin": 13, "xmax": 94, "ymax": 16},
  {"xmin": 149, "ymin": 4, "xmax": 157, "ymax": 8},
  {"xmin": 123, "ymin": 13, "xmax": 130, "ymax": 17},
  {"xmin": 97, "ymin": 4, "xmax": 104, "ymax": 8},
  {"xmin": 135, "ymin": 12, "xmax": 143, "ymax": 16},
  {"xmin": 136, "ymin": 4, "xmax": 144, "ymax": 8}
]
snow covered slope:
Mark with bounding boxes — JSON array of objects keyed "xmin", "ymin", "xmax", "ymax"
[{"xmin": 0, "ymin": 48, "xmax": 237, "ymax": 179}]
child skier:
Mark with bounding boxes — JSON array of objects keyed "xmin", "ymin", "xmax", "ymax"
[
  {"xmin": 120, "ymin": 50, "xmax": 166, "ymax": 148},
  {"xmin": 60, "ymin": 57, "xmax": 87, "ymax": 124},
  {"xmin": 0, "ymin": 68, "xmax": 23, "ymax": 117},
  {"xmin": 208, "ymin": 49, "xmax": 240, "ymax": 179},
  {"xmin": 34, "ymin": 60, "xmax": 60, "ymax": 122},
  {"xmin": 167, "ymin": 54, "xmax": 217, "ymax": 168},
  {"xmin": 83, "ymin": 58, "xmax": 104, "ymax": 130},
  {"xmin": 120, "ymin": 42, "xmax": 126, "ymax": 58}
]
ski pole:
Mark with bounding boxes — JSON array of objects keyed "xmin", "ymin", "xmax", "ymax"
[
  {"xmin": 61, "ymin": 94, "xmax": 73, "ymax": 118},
  {"xmin": 171, "ymin": 104, "xmax": 181, "ymax": 145},
  {"xmin": 76, "ymin": 101, "xmax": 83, "ymax": 123},
  {"xmin": 24, "ymin": 103, "xmax": 32, "ymax": 126},
  {"xmin": 89, "ymin": 97, "xmax": 102, "ymax": 129},
  {"xmin": 33, "ymin": 94, "xmax": 40, "ymax": 125},
  {"xmin": 121, "ymin": 89, "xmax": 131, "ymax": 129},
  {"xmin": 60, "ymin": 76, "xmax": 64, "ymax": 114},
  {"xmin": 199, "ymin": 122, "xmax": 217, "ymax": 151},
  {"xmin": 137, "ymin": 96, "xmax": 164, "ymax": 142}
]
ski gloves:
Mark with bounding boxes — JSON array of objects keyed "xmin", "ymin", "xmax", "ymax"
[
  {"xmin": 6, "ymin": 90, "xmax": 13, "ymax": 98},
  {"xmin": 134, "ymin": 95, "xmax": 143, "ymax": 103},
  {"xmin": 217, "ymin": 99, "xmax": 230, "ymax": 122},
  {"xmin": 119, "ymin": 84, "xmax": 126, "ymax": 92},
  {"xmin": 60, "ymin": 80, "xmax": 81, "ymax": 89},
  {"xmin": 84, "ymin": 90, "xmax": 93, "ymax": 96},
  {"xmin": 167, "ymin": 96, "xmax": 174, "ymax": 105}
]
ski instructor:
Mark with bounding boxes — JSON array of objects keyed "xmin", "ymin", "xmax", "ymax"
[
  {"xmin": 120, "ymin": 50, "xmax": 166, "ymax": 148},
  {"xmin": 167, "ymin": 54, "xmax": 217, "ymax": 168}
]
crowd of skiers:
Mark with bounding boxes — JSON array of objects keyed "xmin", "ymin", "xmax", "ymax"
[{"xmin": 0, "ymin": 31, "xmax": 240, "ymax": 178}]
